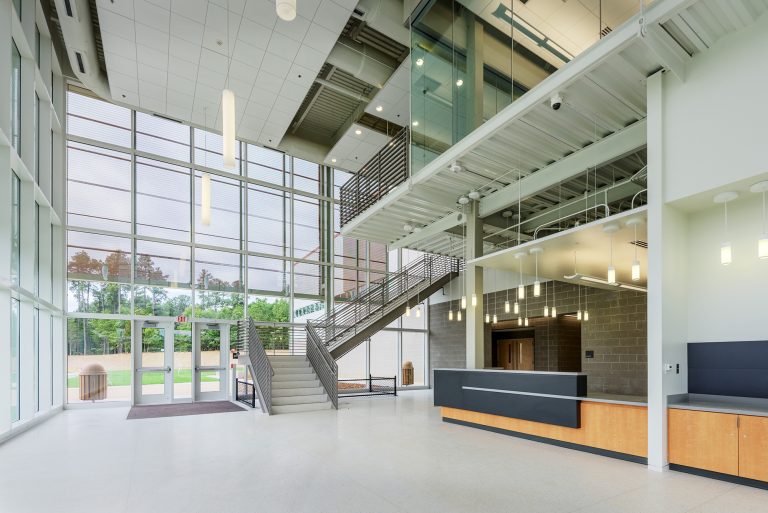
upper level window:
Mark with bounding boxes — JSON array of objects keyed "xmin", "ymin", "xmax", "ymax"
[
  {"xmin": 67, "ymin": 92, "xmax": 131, "ymax": 148},
  {"xmin": 11, "ymin": 42, "xmax": 21, "ymax": 153},
  {"xmin": 136, "ymin": 112, "xmax": 190, "ymax": 162},
  {"xmin": 12, "ymin": 0, "xmax": 21, "ymax": 19},
  {"xmin": 11, "ymin": 173, "xmax": 21, "ymax": 285}
]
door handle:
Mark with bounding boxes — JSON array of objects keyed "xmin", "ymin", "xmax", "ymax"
[{"xmin": 165, "ymin": 366, "xmax": 172, "ymax": 373}]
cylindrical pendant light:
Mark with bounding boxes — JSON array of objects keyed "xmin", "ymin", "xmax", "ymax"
[
  {"xmin": 714, "ymin": 192, "xmax": 738, "ymax": 265},
  {"xmin": 513, "ymin": 301, "xmax": 519, "ymax": 314},
  {"xmin": 533, "ymin": 281, "xmax": 540, "ymax": 297},
  {"xmin": 551, "ymin": 306, "xmax": 557, "ymax": 318},
  {"xmin": 751, "ymin": 182, "xmax": 768, "ymax": 259},
  {"xmin": 201, "ymin": 173, "xmax": 212, "ymax": 226},
  {"xmin": 485, "ymin": 313, "xmax": 490, "ymax": 323},
  {"xmin": 493, "ymin": 314, "xmax": 498, "ymax": 324},
  {"xmin": 524, "ymin": 317, "xmax": 529, "ymax": 327},
  {"xmin": 504, "ymin": 300, "xmax": 510, "ymax": 313},
  {"xmin": 517, "ymin": 317, "xmax": 522, "ymax": 326},
  {"xmin": 276, "ymin": 0, "xmax": 297, "ymax": 21},
  {"xmin": 544, "ymin": 305, "xmax": 549, "ymax": 317},
  {"xmin": 457, "ymin": 310, "xmax": 462, "ymax": 322},
  {"xmin": 626, "ymin": 217, "xmax": 644, "ymax": 282},
  {"xmin": 518, "ymin": 285, "xmax": 524, "ymax": 300},
  {"xmin": 416, "ymin": 305, "xmax": 421, "ymax": 318},
  {"xmin": 604, "ymin": 223, "xmax": 619, "ymax": 283},
  {"xmin": 222, "ymin": 89, "xmax": 236, "ymax": 169},
  {"xmin": 471, "ymin": 293, "xmax": 477, "ymax": 307},
  {"xmin": 607, "ymin": 265, "xmax": 616, "ymax": 285},
  {"xmin": 448, "ymin": 309, "xmax": 453, "ymax": 321},
  {"xmin": 405, "ymin": 305, "xmax": 411, "ymax": 317},
  {"xmin": 577, "ymin": 310, "xmax": 582, "ymax": 321},
  {"xmin": 530, "ymin": 247, "xmax": 543, "ymax": 297},
  {"xmin": 584, "ymin": 310, "xmax": 589, "ymax": 321},
  {"xmin": 460, "ymin": 295, "xmax": 467, "ymax": 309}
]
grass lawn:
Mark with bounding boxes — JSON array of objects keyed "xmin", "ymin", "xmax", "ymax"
[{"xmin": 67, "ymin": 369, "xmax": 221, "ymax": 388}]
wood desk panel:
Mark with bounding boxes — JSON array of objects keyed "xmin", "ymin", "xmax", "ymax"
[
  {"xmin": 668, "ymin": 408, "xmax": 738, "ymax": 475},
  {"xmin": 442, "ymin": 401, "xmax": 647, "ymax": 457},
  {"xmin": 738, "ymin": 415, "xmax": 768, "ymax": 482}
]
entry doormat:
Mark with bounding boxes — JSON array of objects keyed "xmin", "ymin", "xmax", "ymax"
[{"xmin": 127, "ymin": 401, "xmax": 246, "ymax": 420}]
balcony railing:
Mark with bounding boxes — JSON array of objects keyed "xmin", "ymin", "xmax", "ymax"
[{"xmin": 339, "ymin": 127, "xmax": 409, "ymax": 227}]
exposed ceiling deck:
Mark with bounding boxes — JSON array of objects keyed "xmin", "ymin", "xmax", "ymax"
[{"xmin": 341, "ymin": 0, "xmax": 768, "ymax": 254}]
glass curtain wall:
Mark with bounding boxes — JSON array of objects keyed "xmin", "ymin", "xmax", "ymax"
[
  {"xmin": 66, "ymin": 91, "xmax": 428, "ymax": 396},
  {"xmin": 410, "ymin": 0, "xmax": 645, "ymax": 171}
]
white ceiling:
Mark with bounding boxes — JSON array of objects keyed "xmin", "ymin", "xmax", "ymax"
[
  {"xmin": 96, "ymin": 0, "xmax": 357, "ymax": 147},
  {"xmin": 324, "ymin": 123, "xmax": 390, "ymax": 172},
  {"xmin": 363, "ymin": 58, "xmax": 410, "ymax": 126}
]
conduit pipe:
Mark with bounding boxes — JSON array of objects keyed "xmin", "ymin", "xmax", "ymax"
[{"xmin": 53, "ymin": 0, "xmax": 111, "ymax": 99}]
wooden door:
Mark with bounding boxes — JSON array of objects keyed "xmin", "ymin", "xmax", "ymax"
[
  {"xmin": 497, "ymin": 340, "xmax": 514, "ymax": 370},
  {"xmin": 496, "ymin": 339, "xmax": 534, "ymax": 370},
  {"xmin": 738, "ymin": 415, "xmax": 768, "ymax": 481},
  {"xmin": 516, "ymin": 339, "xmax": 534, "ymax": 371},
  {"xmin": 668, "ymin": 408, "xmax": 739, "ymax": 475}
]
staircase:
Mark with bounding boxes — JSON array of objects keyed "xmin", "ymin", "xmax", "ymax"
[
  {"xmin": 307, "ymin": 253, "xmax": 459, "ymax": 360},
  {"xmin": 270, "ymin": 356, "xmax": 332, "ymax": 413}
]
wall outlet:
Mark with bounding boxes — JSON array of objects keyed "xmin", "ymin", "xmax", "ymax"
[{"xmin": 664, "ymin": 363, "xmax": 674, "ymax": 373}]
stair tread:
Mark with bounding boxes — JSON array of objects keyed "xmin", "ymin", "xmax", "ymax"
[
  {"xmin": 273, "ymin": 402, "xmax": 332, "ymax": 414},
  {"xmin": 273, "ymin": 394, "xmax": 328, "ymax": 406}
]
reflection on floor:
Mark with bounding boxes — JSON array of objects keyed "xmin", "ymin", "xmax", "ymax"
[{"xmin": 1, "ymin": 390, "xmax": 766, "ymax": 513}]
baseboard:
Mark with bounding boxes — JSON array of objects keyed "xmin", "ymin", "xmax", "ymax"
[
  {"xmin": 443, "ymin": 417, "xmax": 647, "ymax": 464},
  {"xmin": 0, "ymin": 405, "xmax": 64, "ymax": 446},
  {"xmin": 669, "ymin": 464, "xmax": 768, "ymax": 490}
]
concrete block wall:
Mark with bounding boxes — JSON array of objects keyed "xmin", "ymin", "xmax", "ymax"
[{"xmin": 429, "ymin": 281, "xmax": 647, "ymax": 396}]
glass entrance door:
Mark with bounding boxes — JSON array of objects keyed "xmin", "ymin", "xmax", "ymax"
[
  {"xmin": 193, "ymin": 323, "xmax": 229, "ymax": 401},
  {"xmin": 135, "ymin": 321, "xmax": 173, "ymax": 404}
]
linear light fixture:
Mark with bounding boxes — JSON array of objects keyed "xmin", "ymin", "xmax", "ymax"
[
  {"xmin": 222, "ymin": 89, "xmax": 236, "ymax": 169},
  {"xmin": 564, "ymin": 273, "xmax": 647, "ymax": 293},
  {"xmin": 714, "ymin": 192, "xmax": 738, "ymax": 265},
  {"xmin": 201, "ymin": 173, "xmax": 212, "ymax": 226}
]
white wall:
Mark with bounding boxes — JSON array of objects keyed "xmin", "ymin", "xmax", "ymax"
[
  {"xmin": 686, "ymin": 194, "xmax": 768, "ymax": 342},
  {"xmin": 663, "ymin": 12, "xmax": 768, "ymax": 203}
]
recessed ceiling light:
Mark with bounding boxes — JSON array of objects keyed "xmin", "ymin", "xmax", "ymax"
[
  {"xmin": 468, "ymin": 190, "xmax": 480, "ymax": 200},
  {"xmin": 355, "ymin": 129, "xmax": 362, "ymax": 135},
  {"xmin": 415, "ymin": 58, "xmax": 424, "ymax": 66},
  {"xmin": 331, "ymin": 158, "xmax": 337, "ymax": 163},
  {"xmin": 458, "ymin": 196, "xmax": 469, "ymax": 205},
  {"xmin": 375, "ymin": 105, "xmax": 383, "ymax": 112},
  {"xmin": 456, "ymin": 79, "xmax": 464, "ymax": 87},
  {"xmin": 412, "ymin": 121, "xmax": 419, "ymax": 126}
]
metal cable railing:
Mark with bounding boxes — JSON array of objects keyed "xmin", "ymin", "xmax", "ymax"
[
  {"xmin": 339, "ymin": 127, "xmax": 409, "ymax": 227},
  {"xmin": 308, "ymin": 253, "xmax": 459, "ymax": 354},
  {"xmin": 237, "ymin": 318, "xmax": 274, "ymax": 414},
  {"xmin": 306, "ymin": 325, "xmax": 338, "ymax": 409}
]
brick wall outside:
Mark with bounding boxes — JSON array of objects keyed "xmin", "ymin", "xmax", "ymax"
[{"xmin": 429, "ymin": 281, "xmax": 647, "ymax": 396}]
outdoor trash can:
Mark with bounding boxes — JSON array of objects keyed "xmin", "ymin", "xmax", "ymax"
[
  {"xmin": 79, "ymin": 363, "xmax": 107, "ymax": 401},
  {"xmin": 402, "ymin": 361, "xmax": 414, "ymax": 386}
]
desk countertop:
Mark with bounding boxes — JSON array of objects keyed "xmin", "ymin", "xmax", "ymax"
[{"xmin": 668, "ymin": 394, "xmax": 768, "ymax": 417}]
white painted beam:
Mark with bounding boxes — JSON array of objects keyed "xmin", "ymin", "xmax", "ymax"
[
  {"xmin": 389, "ymin": 211, "xmax": 464, "ymax": 249},
  {"xmin": 480, "ymin": 119, "xmax": 647, "ymax": 217}
]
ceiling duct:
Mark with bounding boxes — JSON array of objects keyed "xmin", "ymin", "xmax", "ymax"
[
  {"xmin": 326, "ymin": 37, "xmax": 397, "ymax": 89},
  {"xmin": 52, "ymin": 0, "xmax": 110, "ymax": 98}
]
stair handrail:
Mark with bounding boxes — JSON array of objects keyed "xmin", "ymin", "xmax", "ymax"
[
  {"xmin": 308, "ymin": 253, "xmax": 460, "ymax": 351},
  {"xmin": 237, "ymin": 317, "xmax": 274, "ymax": 415},
  {"xmin": 306, "ymin": 323, "xmax": 338, "ymax": 409}
]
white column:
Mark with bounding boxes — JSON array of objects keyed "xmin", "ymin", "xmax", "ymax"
[
  {"xmin": 465, "ymin": 202, "xmax": 484, "ymax": 369},
  {"xmin": 646, "ymin": 71, "xmax": 689, "ymax": 471}
]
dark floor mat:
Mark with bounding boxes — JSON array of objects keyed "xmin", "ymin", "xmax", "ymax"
[{"xmin": 127, "ymin": 401, "xmax": 246, "ymax": 420}]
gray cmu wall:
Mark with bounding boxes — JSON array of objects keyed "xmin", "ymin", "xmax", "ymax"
[{"xmin": 429, "ymin": 281, "xmax": 647, "ymax": 396}]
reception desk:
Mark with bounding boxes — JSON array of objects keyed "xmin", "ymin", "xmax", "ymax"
[{"xmin": 434, "ymin": 369, "xmax": 648, "ymax": 462}]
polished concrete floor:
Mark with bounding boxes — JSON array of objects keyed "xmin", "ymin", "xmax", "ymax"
[{"xmin": 1, "ymin": 390, "xmax": 766, "ymax": 513}]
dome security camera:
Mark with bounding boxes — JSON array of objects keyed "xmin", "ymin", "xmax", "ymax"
[
  {"xmin": 449, "ymin": 162, "xmax": 462, "ymax": 173},
  {"xmin": 550, "ymin": 93, "xmax": 563, "ymax": 111}
]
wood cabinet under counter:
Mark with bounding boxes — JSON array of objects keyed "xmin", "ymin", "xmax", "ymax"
[{"xmin": 668, "ymin": 407, "xmax": 768, "ymax": 484}]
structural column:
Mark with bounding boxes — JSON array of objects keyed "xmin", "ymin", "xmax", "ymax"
[
  {"xmin": 646, "ymin": 71, "xmax": 689, "ymax": 471},
  {"xmin": 465, "ymin": 202, "xmax": 484, "ymax": 369}
]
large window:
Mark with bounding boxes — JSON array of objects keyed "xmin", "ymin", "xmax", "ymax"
[
  {"xmin": 11, "ymin": 299, "xmax": 20, "ymax": 422},
  {"xmin": 11, "ymin": 173, "xmax": 21, "ymax": 285},
  {"xmin": 11, "ymin": 42, "xmax": 21, "ymax": 153},
  {"xmin": 136, "ymin": 158, "xmax": 191, "ymax": 241}
]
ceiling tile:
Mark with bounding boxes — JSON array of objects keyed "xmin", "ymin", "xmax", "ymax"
[
  {"xmin": 96, "ymin": 0, "xmax": 134, "ymax": 20},
  {"xmin": 198, "ymin": 47, "xmax": 230, "ymax": 75},
  {"xmin": 135, "ymin": 23, "xmax": 170, "ymax": 52},
  {"xmin": 273, "ymin": 96, "xmax": 302, "ymax": 115},
  {"xmin": 303, "ymin": 23, "xmax": 337, "ymax": 56},
  {"xmin": 205, "ymin": 2, "xmax": 229, "ymax": 34},
  {"xmin": 202, "ymin": 26, "xmax": 228, "ymax": 56},
  {"xmin": 171, "ymin": 0, "xmax": 207, "ymax": 24},
  {"xmin": 108, "ymin": 69, "xmax": 140, "ymax": 92},
  {"xmin": 140, "ymin": 96, "xmax": 167, "ymax": 114},
  {"xmin": 136, "ymin": 44, "xmax": 168, "ymax": 69},
  {"xmin": 170, "ymin": 12, "xmax": 204, "ymax": 45},
  {"xmin": 232, "ymin": 38, "xmax": 266, "ymax": 66},
  {"xmin": 228, "ymin": 60, "xmax": 260, "ymax": 83},
  {"xmin": 313, "ymin": 0, "xmax": 349, "ymax": 34},
  {"xmin": 166, "ymin": 103, "xmax": 192, "ymax": 121},
  {"xmin": 166, "ymin": 90, "xmax": 195, "ymax": 108},
  {"xmin": 246, "ymin": 101, "xmax": 271, "ymax": 119},
  {"xmin": 138, "ymin": 64, "xmax": 168, "ymax": 86},
  {"xmin": 226, "ymin": 77, "xmax": 253, "ymax": 100},
  {"xmin": 104, "ymin": 51, "xmax": 136, "ymax": 74},
  {"xmin": 168, "ymin": 57, "xmax": 198, "ymax": 80},
  {"xmin": 266, "ymin": 32, "xmax": 301, "ymax": 61},
  {"xmin": 169, "ymin": 36, "xmax": 201, "ymax": 63},
  {"xmin": 274, "ymin": 15, "xmax": 311, "ymax": 42},
  {"xmin": 248, "ymin": 90, "xmax": 277, "ymax": 108},
  {"xmin": 196, "ymin": 66, "xmax": 227, "ymax": 90},
  {"xmin": 134, "ymin": 0, "xmax": 170, "ymax": 32},
  {"xmin": 98, "ymin": 10, "xmax": 136, "ymax": 42},
  {"xmin": 260, "ymin": 52, "xmax": 292, "ymax": 77},
  {"xmin": 209, "ymin": 0, "xmax": 246, "ymax": 13},
  {"xmin": 167, "ymin": 73, "xmax": 197, "ymax": 95},
  {"xmin": 297, "ymin": 0, "xmax": 322, "ymax": 19},
  {"xmin": 139, "ymin": 80, "xmax": 167, "ymax": 100},
  {"xmin": 285, "ymin": 62, "xmax": 314, "ymax": 88},
  {"xmin": 244, "ymin": 0, "xmax": 277, "ymax": 29},
  {"xmin": 255, "ymin": 71, "xmax": 284, "ymax": 94},
  {"xmin": 146, "ymin": 0, "xmax": 171, "ymax": 9},
  {"xmin": 293, "ymin": 44, "xmax": 325, "ymax": 72},
  {"xmin": 102, "ymin": 33, "xmax": 138, "ymax": 61},
  {"xmin": 279, "ymin": 80, "xmax": 308, "ymax": 100},
  {"xmin": 237, "ymin": 18, "xmax": 272, "ymax": 50}
]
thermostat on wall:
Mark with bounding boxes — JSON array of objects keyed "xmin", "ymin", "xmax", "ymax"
[{"xmin": 585, "ymin": 350, "xmax": 594, "ymax": 359}]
